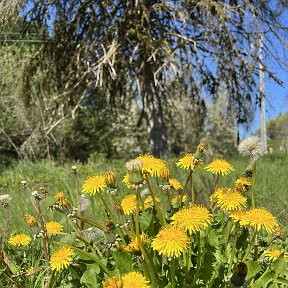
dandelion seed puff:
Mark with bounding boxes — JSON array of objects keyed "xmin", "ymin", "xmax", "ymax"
[{"xmin": 238, "ymin": 136, "xmax": 265, "ymax": 160}]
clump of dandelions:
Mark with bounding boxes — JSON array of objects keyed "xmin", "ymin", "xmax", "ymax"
[{"xmin": 238, "ymin": 136, "xmax": 265, "ymax": 160}]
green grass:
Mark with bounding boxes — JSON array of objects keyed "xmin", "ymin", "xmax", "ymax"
[{"xmin": 0, "ymin": 153, "xmax": 287, "ymax": 236}]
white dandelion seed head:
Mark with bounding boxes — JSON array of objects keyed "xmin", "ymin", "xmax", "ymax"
[
  {"xmin": 0, "ymin": 194, "xmax": 12, "ymax": 204},
  {"xmin": 238, "ymin": 136, "xmax": 265, "ymax": 160},
  {"xmin": 84, "ymin": 227, "xmax": 105, "ymax": 242}
]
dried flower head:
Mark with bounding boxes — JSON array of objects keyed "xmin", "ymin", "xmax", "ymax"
[
  {"xmin": 104, "ymin": 171, "xmax": 117, "ymax": 188},
  {"xmin": 24, "ymin": 213, "xmax": 37, "ymax": 227},
  {"xmin": 39, "ymin": 186, "xmax": 49, "ymax": 196},
  {"xmin": 0, "ymin": 194, "xmax": 12, "ymax": 208},
  {"xmin": 159, "ymin": 167, "xmax": 170, "ymax": 181},
  {"xmin": 238, "ymin": 136, "xmax": 265, "ymax": 160},
  {"xmin": 235, "ymin": 177, "xmax": 252, "ymax": 193}
]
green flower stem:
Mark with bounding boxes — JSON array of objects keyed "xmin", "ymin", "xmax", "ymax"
[
  {"xmin": 135, "ymin": 189, "xmax": 157, "ymax": 287},
  {"xmin": 192, "ymin": 231, "xmax": 202, "ymax": 286},
  {"xmin": 144, "ymin": 174, "xmax": 165, "ymax": 226},
  {"xmin": 74, "ymin": 214, "xmax": 104, "ymax": 230},
  {"xmin": 180, "ymin": 169, "xmax": 194, "ymax": 204},
  {"xmin": 251, "ymin": 162, "xmax": 256, "ymax": 208},
  {"xmin": 166, "ymin": 190, "xmax": 173, "ymax": 210},
  {"xmin": 171, "ymin": 257, "xmax": 176, "ymax": 288},
  {"xmin": 99, "ymin": 193, "xmax": 127, "ymax": 245},
  {"xmin": 191, "ymin": 174, "xmax": 195, "ymax": 205},
  {"xmin": 51, "ymin": 240, "xmax": 112, "ymax": 276},
  {"xmin": 242, "ymin": 230, "xmax": 258, "ymax": 262},
  {"xmin": 74, "ymin": 170, "xmax": 84, "ymax": 231},
  {"xmin": 228, "ymin": 223, "xmax": 239, "ymax": 273}
]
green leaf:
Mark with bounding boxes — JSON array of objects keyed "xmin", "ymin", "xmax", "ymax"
[
  {"xmin": 253, "ymin": 271, "xmax": 275, "ymax": 288},
  {"xmin": 140, "ymin": 209, "xmax": 153, "ymax": 231},
  {"xmin": 113, "ymin": 251, "xmax": 136, "ymax": 274},
  {"xmin": 271, "ymin": 257, "xmax": 287, "ymax": 275},
  {"xmin": 80, "ymin": 264, "xmax": 99, "ymax": 286},
  {"xmin": 245, "ymin": 260, "xmax": 261, "ymax": 280}
]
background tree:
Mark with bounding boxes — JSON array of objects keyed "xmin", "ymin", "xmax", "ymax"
[{"xmin": 1, "ymin": 0, "xmax": 288, "ymax": 158}]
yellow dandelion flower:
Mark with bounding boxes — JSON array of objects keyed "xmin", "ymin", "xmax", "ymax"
[
  {"xmin": 9, "ymin": 233, "xmax": 31, "ymax": 246},
  {"xmin": 82, "ymin": 174, "xmax": 106, "ymax": 195},
  {"xmin": 152, "ymin": 225, "xmax": 189, "ymax": 257},
  {"xmin": 169, "ymin": 178, "xmax": 182, "ymax": 190},
  {"xmin": 216, "ymin": 190, "xmax": 247, "ymax": 211},
  {"xmin": 103, "ymin": 276, "xmax": 123, "ymax": 288},
  {"xmin": 235, "ymin": 177, "xmax": 252, "ymax": 193},
  {"xmin": 121, "ymin": 194, "xmax": 136, "ymax": 215},
  {"xmin": 265, "ymin": 248, "xmax": 282, "ymax": 261},
  {"xmin": 170, "ymin": 205, "xmax": 212, "ymax": 234},
  {"xmin": 54, "ymin": 192, "xmax": 65, "ymax": 201},
  {"xmin": 122, "ymin": 271, "xmax": 149, "ymax": 288},
  {"xmin": 176, "ymin": 153, "xmax": 197, "ymax": 170},
  {"xmin": 204, "ymin": 159, "xmax": 234, "ymax": 176},
  {"xmin": 50, "ymin": 246, "xmax": 74, "ymax": 271},
  {"xmin": 210, "ymin": 187, "xmax": 228, "ymax": 203},
  {"xmin": 122, "ymin": 174, "xmax": 132, "ymax": 189},
  {"xmin": 24, "ymin": 213, "xmax": 37, "ymax": 227},
  {"xmin": 45, "ymin": 221, "xmax": 63, "ymax": 235},
  {"xmin": 104, "ymin": 171, "xmax": 116, "ymax": 188},
  {"xmin": 229, "ymin": 210, "xmax": 247, "ymax": 223},
  {"xmin": 159, "ymin": 167, "xmax": 170, "ymax": 180},
  {"xmin": 137, "ymin": 154, "xmax": 167, "ymax": 177},
  {"xmin": 144, "ymin": 195, "xmax": 160, "ymax": 209},
  {"xmin": 121, "ymin": 232, "xmax": 148, "ymax": 254},
  {"xmin": 239, "ymin": 208, "xmax": 278, "ymax": 233},
  {"xmin": 171, "ymin": 195, "xmax": 188, "ymax": 205}
]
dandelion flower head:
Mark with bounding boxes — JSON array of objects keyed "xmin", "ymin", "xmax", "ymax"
[
  {"xmin": 171, "ymin": 194, "xmax": 188, "ymax": 205},
  {"xmin": 50, "ymin": 246, "xmax": 74, "ymax": 271},
  {"xmin": 144, "ymin": 195, "xmax": 160, "ymax": 209},
  {"xmin": 54, "ymin": 192, "xmax": 70, "ymax": 207},
  {"xmin": 45, "ymin": 221, "xmax": 63, "ymax": 235},
  {"xmin": 104, "ymin": 171, "xmax": 117, "ymax": 188},
  {"xmin": 82, "ymin": 174, "xmax": 106, "ymax": 195},
  {"xmin": 103, "ymin": 276, "xmax": 123, "ymax": 288},
  {"xmin": 169, "ymin": 178, "xmax": 182, "ymax": 190},
  {"xmin": 121, "ymin": 194, "xmax": 136, "ymax": 215},
  {"xmin": 122, "ymin": 174, "xmax": 132, "ymax": 189},
  {"xmin": 171, "ymin": 205, "xmax": 212, "ymax": 234},
  {"xmin": 204, "ymin": 159, "xmax": 234, "ymax": 176},
  {"xmin": 9, "ymin": 233, "xmax": 31, "ymax": 246},
  {"xmin": 122, "ymin": 271, "xmax": 149, "ymax": 288},
  {"xmin": 265, "ymin": 248, "xmax": 282, "ymax": 262},
  {"xmin": 137, "ymin": 154, "xmax": 167, "ymax": 177},
  {"xmin": 151, "ymin": 225, "xmax": 189, "ymax": 257},
  {"xmin": 176, "ymin": 153, "xmax": 199, "ymax": 170},
  {"xmin": 229, "ymin": 210, "xmax": 247, "ymax": 223},
  {"xmin": 121, "ymin": 232, "xmax": 148, "ymax": 254},
  {"xmin": 216, "ymin": 190, "xmax": 247, "ymax": 211},
  {"xmin": 240, "ymin": 207, "xmax": 278, "ymax": 233}
]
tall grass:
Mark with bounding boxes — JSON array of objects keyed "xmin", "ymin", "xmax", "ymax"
[{"xmin": 0, "ymin": 153, "xmax": 287, "ymax": 234}]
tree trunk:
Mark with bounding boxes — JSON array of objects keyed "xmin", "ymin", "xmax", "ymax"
[{"xmin": 141, "ymin": 62, "xmax": 168, "ymax": 157}]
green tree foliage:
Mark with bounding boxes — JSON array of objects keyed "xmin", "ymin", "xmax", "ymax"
[
  {"xmin": 202, "ymin": 84, "xmax": 238, "ymax": 157},
  {"xmin": 0, "ymin": 1, "xmax": 288, "ymax": 158}
]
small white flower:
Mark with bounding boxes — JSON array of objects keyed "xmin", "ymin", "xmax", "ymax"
[{"xmin": 238, "ymin": 136, "xmax": 265, "ymax": 160}]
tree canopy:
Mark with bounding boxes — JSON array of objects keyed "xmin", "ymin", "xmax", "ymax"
[{"xmin": 1, "ymin": 0, "xmax": 288, "ymax": 158}]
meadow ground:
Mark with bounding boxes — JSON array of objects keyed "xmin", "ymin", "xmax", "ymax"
[{"xmin": 0, "ymin": 153, "xmax": 287, "ymax": 233}]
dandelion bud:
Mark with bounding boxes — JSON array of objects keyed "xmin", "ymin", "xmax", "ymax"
[
  {"xmin": 194, "ymin": 143, "xmax": 205, "ymax": 163},
  {"xmin": 0, "ymin": 194, "xmax": 12, "ymax": 208},
  {"xmin": 72, "ymin": 165, "xmax": 77, "ymax": 172},
  {"xmin": 242, "ymin": 161, "xmax": 255, "ymax": 178},
  {"xmin": 104, "ymin": 171, "xmax": 117, "ymax": 188},
  {"xmin": 125, "ymin": 159, "xmax": 144, "ymax": 185}
]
